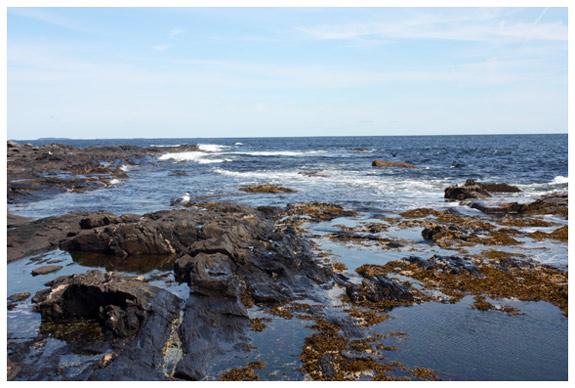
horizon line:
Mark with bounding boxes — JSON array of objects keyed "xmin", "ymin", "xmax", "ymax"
[{"xmin": 10, "ymin": 132, "xmax": 568, "ymax": 142}]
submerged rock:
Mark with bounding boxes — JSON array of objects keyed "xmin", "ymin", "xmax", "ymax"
[
  {"xmin": 31, "ymin": 265, "xmax": 63, "ymax": 276},
  {"xmin": 239, "ymin": 184, "xmax": 296, "ymax": 193},
  {"xmin": 372, "ymin": 160, "xmax": 416, "ymax": 169}
]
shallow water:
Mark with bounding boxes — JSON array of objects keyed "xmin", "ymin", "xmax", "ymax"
[{"xmin": 7, "ymin": 134, "xmax": 568, "ymax": 380}]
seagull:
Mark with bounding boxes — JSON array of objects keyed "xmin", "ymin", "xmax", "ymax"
[{"xmin": 170, "ymin": 192, "xmax": 190, "ymax": 206}]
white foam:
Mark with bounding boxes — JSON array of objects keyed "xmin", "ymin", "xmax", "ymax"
[
  {"xmin": 212, "ymin": 168, "xmax": 303, "ymax": 180},
  {"xmin": 119, "ymin": 165, "xmax": 131, "ymax": 172},
  {"xmin": 231, "ymin": 150, "xmax": 329, "ymax": 157},
  {"xmin": 159, "ymin": 152, "xmax": 230, "ymax": 164},
  {"xmin": 150, "ymin": 144, "xmax": 183, "ymax": 148},
  {"xmin": 197, "ymin": 144, "xmax": 231, "ymax": 152},
  {"xmin": 109, "ymin": 179, "xmax": 121, "ymax": 185},
  {"xmin": 159, "ymin": 152, "xmax": 204, "ymax": 162},
  {"xmin": 551, "ymin": 176, "xmax": 568, "ymax": 184},
  {"xmin": 235, "ymin": 142, "xmax": 244, "ymax": 146}
]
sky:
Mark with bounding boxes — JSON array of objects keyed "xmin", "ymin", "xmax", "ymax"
[{"xmin": 6, "ymin": 6, "xmax": 569, "ymax": 139}]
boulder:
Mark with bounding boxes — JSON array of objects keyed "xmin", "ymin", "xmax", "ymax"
[{"xmin": 444, "ymin": 179, "xmax": 491, "ymax": 200}]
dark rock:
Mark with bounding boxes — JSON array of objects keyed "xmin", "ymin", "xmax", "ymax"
[
  {"xmin": 239, "ymin": 184, "xmax": 296, "ymax": 193},
  {"xmin": 7, "ymin": 211, "xmax": 119, "ymax": 263},
  {"xmin": 465, "ymin": 193, "xmax": 567, "ymax": 216},
  {"xmin": 8, "ymin": 292, "xmax": 31, "ymax": 302},
  {"xmin": 346, "ymin": 284, "xmax": 364, "ymax": 303},
  {"xmin": 317, "ymin": 353, "xmax": 339, "ymax": 380},
  {"xmin": 361, "ymin": 275, "xmax": 414, "ymax": 303},
  {"xmin": 6, "ymin": 141, "xmax": 198, "ymax": 204},
  {"xmin": 372, "ymin": 160, "xmax": 416, "ymax": 168},
  {"xmin": 174, "ymin": 294, "xmax": 251, "ymax": 381},
  {"xmin": 402, "ymin": 255, "xmax": 481, "ymax": 277},
  {"xmin": 32, "ymin": 270, "xmax": 184, "ymax": 380},
  {"xmin": 340, "ymin": 350, "xmax": 379, "ymax": 362},
  {"xmin": 444, "ymin": 179, "xmax": 491, "ymax": 200},
  {"xmin": 7, "ymin": 212, "xmax": 33, "ymax": 229},
  {"xmin": 174, "ymin": 252, "xmax": 243, "ymax": 298},
  {"xmin": 481, "ymin": 182, "xmax": 522, "ymax": 193},
  {"xmin": 31, "ymin": 265, "xmax": 63, "ymax": 276},
  {"xmin": 421, "ymin": 222, "xmax": 473, "ymax": 242}
]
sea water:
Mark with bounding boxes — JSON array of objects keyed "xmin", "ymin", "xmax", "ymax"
[{"xmin": 7, "ymin": 134, "xmax": 568, "ymax": 380}]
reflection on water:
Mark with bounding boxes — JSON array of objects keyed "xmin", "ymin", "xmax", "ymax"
[{"xmin": 70, "ymin": 251, "xmax": 176, "ymax": 274}]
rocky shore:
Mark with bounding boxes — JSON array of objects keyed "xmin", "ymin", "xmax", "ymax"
[
  {"xmin": 6, "ymin": 141, "xmax": 568, "ymax": 381},
  {"xmin": 7, "ymin": 141, "xmax": 198, "ymax": 203}
]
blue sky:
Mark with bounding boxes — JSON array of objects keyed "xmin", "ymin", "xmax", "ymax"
[{"xmin": 7, "ymin": 7, "xmax": 568, "ymax": 139}]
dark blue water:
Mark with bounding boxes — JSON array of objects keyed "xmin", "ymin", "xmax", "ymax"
[
  {"xmin": 8, "ymin": 134, "xmax": 568, "ymax": 380},
  {"xmin": 10, "ymin": 134, "xmax": 568, "ymax": 219}
]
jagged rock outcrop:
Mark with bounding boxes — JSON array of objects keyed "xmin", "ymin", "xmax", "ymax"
[{"xmin": 30, "ymin": 270, "xmax": 184, "ymax": 380}]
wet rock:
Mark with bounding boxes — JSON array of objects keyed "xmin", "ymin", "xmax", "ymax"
[
  {"xmin": 361, "ymin": 275, "xmax": 414, "ymax": 303},
  {"xmin": 174, "ymin": 294, "xmax": 251, "ymax": 381},
  {"xmin": 174, "ymin": 252, "xmax": 243, "ymax": 298},
  {"xmin": 340, "ymin": 349, "xmax": 379, "ymax": 362},
  {"xmin": 346, "ymin": 284, "xmax": 364, "ymax": 303},
  {"xmin": 7, "ymin": 211, "xmax": 121, "ymax": 263},
  {"xmin": 444, "ymin": 179, "xmax": 491, "ymax": 200},
  {"xmin": 32, "ymin": 269, "xmax": 184, "ymax": 380},
  {"xmin": 481, "ymin": 182, "xmax": 522, "ymax": 193},
  {"xmin": 402, "ymin": 255, "xmax": 481, "ymax": 277},
  {"xmin": 317, "ymin": 353, "xmax": 339, "ymax": 380},
  {"xmin": 8, "ymin": 292, "xmax": 31, "ymax": 302},
  {"xmin": 284, "ymin": 202, "xmax": 357, "ymax": 222},
  {"xmin": 239, "ymin": 184, "xmax": 296, "ymax": 193},
  {"xmin": 7, "ymin": 212, "xmax": 33, "ymax": 229},
  {"xmin": 421, "ymin": 222, "xmax": 473, "ymax": 242},
  {"xmin": 6, "ymin": 141, "xmax": 198, "ymax": 204},
  {"xmin": 465, "ymin": 193, "xmax": 568, "ymax": 217},
  {"xmin": 31, "ymin": 265, "xmax": 63, "ymax": 276},
  {"xmin": 372, "ymin": 160, "xmax": 416, "ymax": 168}
]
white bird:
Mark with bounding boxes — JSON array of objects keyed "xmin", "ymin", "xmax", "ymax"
[{"xmin": 170, "ymin": 192, "xmax": 190, "ymax": 206}]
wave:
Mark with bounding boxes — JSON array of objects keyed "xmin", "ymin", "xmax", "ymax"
[
  {"xmin": 551, "ymin": 176, "xmax": 568, "ymax": 184},
  {"xmin": 212, "ymin": 167, "xmax": 303, "ymax": 180},
  {"xmin": 150, "ymin": 144, "xmax": 183, "ymax": 148},
  {"xmin": 230, "ymin": 150, "xmax": 330, "ymax": 157},
  {"xmin": 197, "ymin": 144, "xmax": 232, "ymax": 152},
  {"xmin": 158, "ymin": 152, "xmax": 230, "ymax": 164}
]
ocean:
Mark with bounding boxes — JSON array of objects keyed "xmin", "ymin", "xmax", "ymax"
[{"xmin": 7, "ymin": 134, "xmax": 568, "ymax": 380}]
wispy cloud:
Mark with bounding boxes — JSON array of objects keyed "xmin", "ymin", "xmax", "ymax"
[
  {"xmin": 8, "ymin": 8, "xmax": 101, "ymax": 35},
  {"xmin": 153, "ymin": 45, "xmax": 171, "ymax": 52},
  {"xmin": 169, "ymin": 29, "xmax": 185, "ymax": 38},
  {"xmin": 298, "ymin": 9, "xmax": 566, "ymax": 44}
]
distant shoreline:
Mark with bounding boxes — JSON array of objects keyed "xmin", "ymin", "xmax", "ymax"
[{"xmin": 10, "ymin": 132, "xmax": 568, "ymax": 143}]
